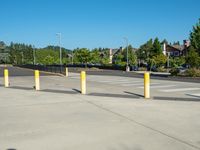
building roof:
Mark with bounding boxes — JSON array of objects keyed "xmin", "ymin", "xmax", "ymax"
[{"xmin": 167, "ymin": 44, "xmax": 184, "ymax": 51}]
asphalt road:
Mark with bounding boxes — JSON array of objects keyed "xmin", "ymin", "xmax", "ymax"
[
  {"xmin": 0, "ymin": 66, "xmax": 56, "ymax": 77},
  {"xmin": 14, "ymin": 65, "xmax": 200, "ymax": 83},
  {"xmin": 69, "ymin": 69, "xmax": 200, "ymax": 83}
]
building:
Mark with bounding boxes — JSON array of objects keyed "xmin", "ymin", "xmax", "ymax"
[{"xmin": 162, "ymin": 40, "xmax": 190, "ymax": 57}]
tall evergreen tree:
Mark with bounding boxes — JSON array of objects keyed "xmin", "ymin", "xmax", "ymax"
[
  {"xmin": 151, "ymin": 38, "xmax": 162, "ymax": 57},
  {"xmin": 190, "ymin": 18, "xmax": 200, "ymax": 55},
  {"xmin": 136, "ymin": 39, "xmax": 153, "ymax": 61},
  {"xmin": 186, "ymin": 46, "xmax": 200, "ymax": 68}
]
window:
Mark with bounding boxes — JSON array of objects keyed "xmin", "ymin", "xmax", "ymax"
[{"xmin": 174, "ymin": 51, "xmax": 179, "ymax": 56}]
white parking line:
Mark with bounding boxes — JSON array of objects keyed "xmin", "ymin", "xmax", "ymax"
[
  {"xmin": 108, "ymin": 81, "xmax": 142, "ymax": 84},
  {"xmin": 121, "ymin": 83, "xmax": 160, "ymax": 87},
  {"xmin": 138, "ymin": 85, "xmax": 176, "ymax": 89},
  {"xmin": 160, "ymin": 88, "xmax": 200, "ymax": 92},
  {"xmin": 186, "ymin": 93, "xmax": 200, "ymax": 99}
]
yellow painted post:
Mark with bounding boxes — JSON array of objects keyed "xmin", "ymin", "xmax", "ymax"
[
  {"xmin": 80, "ymin": 71, "xmax": 86, "ymax": 94},
  {"xmin": 4, "ymin": 69, "xmax": 9, "ymax": 87},
  {"xmin": 66, "ymin": 67, "xmax": 68, "ymax": 77},
  {"xmin": 35, "ymin": 70, "xmax": 40, "ymax": 91},
  {"xmin": 144, "ymin": 72, "xmax": 150, "ymax": 99}
]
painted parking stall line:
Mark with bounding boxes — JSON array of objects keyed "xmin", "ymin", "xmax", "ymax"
[
  {"xmin": 160, "ymin": 88, "xmax": 200, "ymax": 92},
  {"xmin": 138, "ymin": 85, "xmax": 176, "ymax": 89},
  {"xmin": 186, "ymin": 93, "xmax": 200, "ymax": 99}
]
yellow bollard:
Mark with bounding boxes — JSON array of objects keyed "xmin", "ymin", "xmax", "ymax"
[
  {"xmin": 66, "ymin": 67, "xmax": 68, "ymax": 77},
  {"xmin": 144, "ymin": 72, "xmax": 150, "ymax": 99},
  {"xmin": 35, "ymin": 70, "xmax": 40, "ymax": 91},
  {"xmin": 80, "ymin": 71, "xmax": 86, "ymax": 94},
  {"xmin": 4, "ymin": 69, "xmax": 9, "ymax": 87}
]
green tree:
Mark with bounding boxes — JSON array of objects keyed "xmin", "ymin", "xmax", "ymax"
[
  {"xmin": 137, "ymin": 39, "xmax": 153, "ymax": 61},
  {"xmin": 122, "ymin": 45, "xmax": 137, "ymax": 65},
  {"xmin": 170, "ymin": 57, "xmax": 185, "ymax": 68},
  {"xmin": 161, "ymin": 39, "xmax": 168, "ymax": 45},
  {"xmin": 152, "ymin": 54, "xmax": 167, "ymax": 67},
  {"xmin": 74, "ymin": 48, "xmax": 91, "ymax": 65},
  {"xmin": 190, "ymin": 18, "xmax": 200, "ymax": 55},
  {"xmin": 151, "ymin": 38, "xmax": 162, "ymax": 57},
  {"xmin": 36, "ymin": 49, "xmax": 59, "ymax": 65},
  {"xmin": 114, "ymin": 53, "xmax": 125, "ymax": 65},
  {"xmin": 90, "ymin": 49, "xmax": 101, "ymax": 64},
  {"xmin": 147, "ymin": 58, "xmax": 156, "ymax": 71},
  {"xmin": 113, "ymin": 45, "xmax": 137, "ymax": 66},
  {"xmin": 186, "ymin": 46, "xmax": 200, "ymax": 68}
]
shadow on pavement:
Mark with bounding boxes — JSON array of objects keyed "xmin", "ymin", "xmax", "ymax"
[
  {"xmin": 88, "ymin": 93, "xmax": 141, "ymax": 99},
  {"xmin": 9, "ymin": 86, "xmax": 34, "ymax": 91},
  {"xmin": 124, "ymin": 91, "xmax": 144, "ymax": 98},
  {"xmin": 42, "ymin": 89, "xmax": 78, "ymax": 95},
  {"xmin": 153, "ymin": 96, "xmax": 200, "ymax": 102},
  {"xmin": 6, "ymin": 85, "xmax": 79, "ymax": 95},
  {"xmin": 7, "ymin": 149, "xmax": 17, "ymax": 150},
  {"xmin": 72, "ymin": 88, "xmax": 81, "ymax": 93}
]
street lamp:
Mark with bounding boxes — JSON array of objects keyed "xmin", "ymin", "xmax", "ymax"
[
  {"xmin": 123, "ymin": 37, "xmax": 130, "ymax": 72},
  {"xmin": 56, "ymin": 33, "xmax": 62, "ymax": 72}
]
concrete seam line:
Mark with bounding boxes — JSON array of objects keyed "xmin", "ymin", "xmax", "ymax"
[{"xmin": 76, "ymin": 95, "xmax": 200, "ymax": 150}]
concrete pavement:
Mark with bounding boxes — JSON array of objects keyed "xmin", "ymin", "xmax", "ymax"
[{"xmin": 0, "ymin": 67, "xmax": 200, "ymax": 150}]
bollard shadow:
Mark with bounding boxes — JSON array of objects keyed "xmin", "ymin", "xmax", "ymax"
[
  {"xmin": 124, "ymin": 91, "xmax": 144, "ymax": 98},
  {"xmin": 153, "ymin": 96, "xmax": 200, "ymax": 102},
  {"xmin": 72, "ymin": 88, "xmax": 81, "ymax": 93},
  {"xmin": 9, "ymin": 86, "xmax": 34, "ymax": 91},
  {"xmin": 5, "ymin": 85, "xmax": 79, "ymax": 95},
  {"xmin": 41, "ymin": 89, "xmax": 78, "ymax": 95},
  {"xmin": 7, "ymin": 149, "xmax": 17, "ymax": 150},
  {"xmin": 88, "ymin": 92, "xmax": 141, "ymax": 99}
]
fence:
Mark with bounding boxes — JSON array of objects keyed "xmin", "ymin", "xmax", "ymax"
[{"xmin": 17, "ymin": 64, "xmax": 127, "ymax": 74}]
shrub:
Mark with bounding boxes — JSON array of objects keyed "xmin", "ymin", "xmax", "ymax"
[
  {"xmin": 169, "ymin": 68, "xmax": 179, "ymax": 76},
  {"xmin": 138, "ymin": 67, "xmax": 147, "ymax": 71},
  {"xmin": 157, "ymin": 67, "xmax": 167, "ymax": 72},
  {"xmin": 184, "ymin": 68, "xmax": 200, "ymax": 77}
]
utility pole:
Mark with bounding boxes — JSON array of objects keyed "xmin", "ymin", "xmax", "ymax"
[
  {"xmin": 123, "ymin": 37, "xmax": 130, "ymax": 72},
  {"xmin": 72, "ymin": 50, "xmax": 74, "ymax": 65}
]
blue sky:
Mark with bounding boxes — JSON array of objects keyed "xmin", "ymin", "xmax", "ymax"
[{"xmin": 1, "ymin": 0, "xmax": 200, "ymax": 49}]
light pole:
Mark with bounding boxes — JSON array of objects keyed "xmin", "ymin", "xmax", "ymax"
[
  {"xmin": 56, "ymin": 33, "xmax": 62, "ymax": 72},
  {"xmin": 123, "ymin": 37, "xmax": 129, "ymax": 72},
  {"xmin": 72, "ymin": 50, "xmax": 74, "ymax": 64}
]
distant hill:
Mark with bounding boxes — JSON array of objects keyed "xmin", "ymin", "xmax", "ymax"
[{"xmin": 43, "ymin": 45, "xmax": 72, "ymax": 53}]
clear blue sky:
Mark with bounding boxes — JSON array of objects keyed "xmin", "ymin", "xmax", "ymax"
[{"xmin": 1, "ymin": 0, "xmax": 200, "ymax": 49}]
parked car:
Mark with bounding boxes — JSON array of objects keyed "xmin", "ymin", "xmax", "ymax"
[
  {"xmin": 177, "ymin": 66, "xmax": 187, "ymax": 73},
  {"xmin": 131, "ymin": 65, "xmax": 139, "ymax": 71}
]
